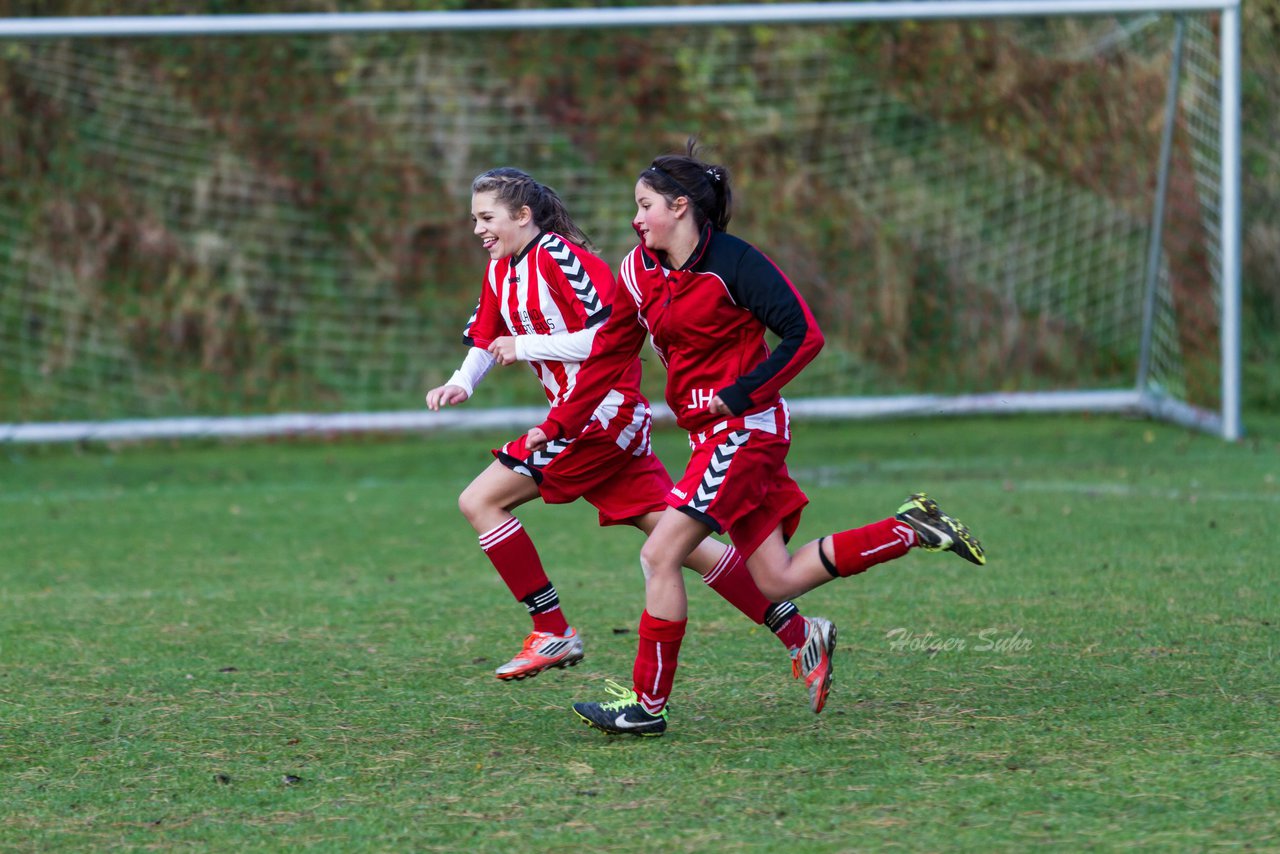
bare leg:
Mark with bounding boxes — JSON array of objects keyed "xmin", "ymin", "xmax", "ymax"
[
  {"xmin": 637, "ymin": 507, "xmax": 714, "ymax": 622},
  {"xmin": 457, "ymin": 460, "xmax": 541, "ymax": 534},
  {"xmin": 745, "ymin": 527, "xmax": 838, "ymax": 602},
  {"xmin": 630, "ymin": 510, "xmax": 728, "ymax": 577},
  {"xmin": 457, "ymin": 461, "xmax": 578, "ymax": 676}
]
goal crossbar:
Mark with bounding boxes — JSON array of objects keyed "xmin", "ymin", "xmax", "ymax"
[{"xmin": 0, "ymin": 2, "xmax": 1243, "ymax": 40}]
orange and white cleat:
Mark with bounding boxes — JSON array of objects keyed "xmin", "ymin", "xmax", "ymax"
[
  {"xmin": 494, "ymin": 627, "xmax": 584, "ymax": 681},
  {"xmin": 792, "ymin": 617, "xmax": 837, "ymax": 713}
]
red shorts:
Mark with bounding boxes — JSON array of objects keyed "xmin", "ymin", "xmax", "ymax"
[
  {"xmin": 495, "ymin": 422, "xmax": 670, "ymax": 527},
  {"xmin": 668, "ymin": 427, "xmax": 809, "ymax": 559}
]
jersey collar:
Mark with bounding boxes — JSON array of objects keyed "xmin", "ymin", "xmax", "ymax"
[
  {"xmin": 511, "ymin": 230, "xmax": 547, "ymax": 266},
  {"xmin": 635, "ymin": 222, "xmax": 714, "ymax": 273}
]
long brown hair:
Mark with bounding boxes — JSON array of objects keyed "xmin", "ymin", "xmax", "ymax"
[{"xmin": 471, "ymin": 167, "xmax": 595, "ymax": 250}]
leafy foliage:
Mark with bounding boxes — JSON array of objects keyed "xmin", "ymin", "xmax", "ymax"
[{"xmin": 2, "ymin": 2, "xmax": 1276, "ymax": 416}]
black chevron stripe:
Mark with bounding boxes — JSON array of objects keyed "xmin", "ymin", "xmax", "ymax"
[
  {"xmin": 530, "ymin": 438, "xmax": 572, "ymax": 468},
  {"xmin": 543, "ymin": 234, "xmax": 602, "ymax": 314},
  {"xmin": 690, "ymin": 431, "xmax": 748, "ymax": 512}
]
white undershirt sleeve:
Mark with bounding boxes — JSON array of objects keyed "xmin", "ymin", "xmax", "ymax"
[
  {"xmin": 513, "ymin": 328, "xmax": 597, "ymax": 363},
  {"xmin": 446, "ymin": 347, "xmax": 497, "ymax": 397}
]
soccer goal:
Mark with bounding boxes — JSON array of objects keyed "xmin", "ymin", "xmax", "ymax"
[{"xmin": 0, "ymin": 1, "xmax": 1242, "ymax": 442}]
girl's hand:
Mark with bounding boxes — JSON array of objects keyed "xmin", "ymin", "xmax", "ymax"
[
  {"xmin": 425, "ymin": 384, "xmax": 470, "ymax": 411},
  {"xmin": 488, "ymin": 337, "xmax": 519, "ymax": 366},
  {"xmin": 525, "ymin": 426, "xmax": 549, "ymax": 452}
]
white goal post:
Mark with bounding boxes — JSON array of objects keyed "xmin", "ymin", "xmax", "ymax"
[{"xmin": 0, "ymin": 1, "xmax": 1243, "ymax": 442}]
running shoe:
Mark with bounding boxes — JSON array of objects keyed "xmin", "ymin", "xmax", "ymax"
[
  {"xmin": 494, "ymin": 627, "xmax": 584, "ymax": 680},
  {"xmin": 791, "ymin": 616, "xmax": 837, "ymax": 714}
]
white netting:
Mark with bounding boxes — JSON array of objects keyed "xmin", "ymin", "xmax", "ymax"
[{"xmin": 0, "ymin": 10, "xmax": 1225, "ymax": 436}]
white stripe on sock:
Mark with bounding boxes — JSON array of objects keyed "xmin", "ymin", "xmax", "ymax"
[
  {"xmin": 703, "ymin": 546, "xmax": 739, "ymax": 586},
  {"xmin": 479, "ymin": 517, "xmax": 522, "ymax": 551}
]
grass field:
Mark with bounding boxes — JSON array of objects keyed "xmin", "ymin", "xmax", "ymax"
[{"xmin": 2, "ymin": 413, "xmax": 1278, "ymax": 851}]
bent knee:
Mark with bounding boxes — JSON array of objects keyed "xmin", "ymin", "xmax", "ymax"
[
  {"xmin": 742, "ymin": 560, "xmax": 792, "ymax": 601},
  {"xmin": 755, "ymin": 576, "xmax": 791, "ymax": 602},
  {"xmin": 639, "ymin": 541, "xmax": 683, "ymax": 579},
  {"xmin": 457, "ymin": 485, "xmax": 488, "ymax": 526}
]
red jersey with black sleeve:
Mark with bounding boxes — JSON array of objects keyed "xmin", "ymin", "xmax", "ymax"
[{"xmin": 536, "ymin": 225, "xmax": 824, "ymax": 442}]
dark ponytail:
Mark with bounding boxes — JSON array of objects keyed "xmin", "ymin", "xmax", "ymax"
[
  {"xmin": 471, "ymin": 167, "xmax": 595, "ymax": 250},
  {"xmin": 639, "ymin": 138, "xmax": 732, "ymax": 232}
]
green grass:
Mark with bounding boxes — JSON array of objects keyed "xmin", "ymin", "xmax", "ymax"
[{"xmin": 2, "ymin": 414, "xmax": 1279, "ymax": 851}]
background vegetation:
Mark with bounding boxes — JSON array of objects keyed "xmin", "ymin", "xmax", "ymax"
[{"xmin": 1, "ymin": 0, "xmax": 1276, "ymax": 419}]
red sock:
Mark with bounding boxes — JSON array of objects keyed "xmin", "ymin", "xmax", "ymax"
[
  {"xmin": 702, "ymin": 547, "xmax": 769, "ymax": 624},
  {"xmin": 704, "ymin": 547, "xmax": 807, "ymax": 653},
  {"xmin": 828, "ymin": 518, "xmax": 916, "ymax": 577},
  {"xmin": 479, "ymin": 517, "xmax": 569, "ymax": 635},
  {"xmin": 773, "ymin": 612, "xmax": 808, "ymax": 653},
  {"xmin": 633, "ymin": 610, "xmax": 687, "ymax": 715}
]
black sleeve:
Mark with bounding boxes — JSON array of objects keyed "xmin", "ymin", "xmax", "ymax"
[{"xmin": 719, "ymin": 247, "xmax": 824, "ymax": 415}]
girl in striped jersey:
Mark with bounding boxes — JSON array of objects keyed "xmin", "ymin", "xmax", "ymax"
[
  {"xmin": 425, "ymin": 168, "xmax": 835, "ymax": 708},
  {"xmin": 525, "ymin": 145, "xmax": 987, "ymax": 736}
]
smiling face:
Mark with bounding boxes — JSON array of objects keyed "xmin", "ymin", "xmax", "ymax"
[{"xmin": 471, "ymin": 190, "xmax": 536, "ymax": 260}]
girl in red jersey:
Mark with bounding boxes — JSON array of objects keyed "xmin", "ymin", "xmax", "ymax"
[
  {"xmin": 524, "ymin": 146, "xmax": 987, "ymax": 736},
  {"xmin": 426, "ymin": 167, "xmax": 835, "ymax": 708}
]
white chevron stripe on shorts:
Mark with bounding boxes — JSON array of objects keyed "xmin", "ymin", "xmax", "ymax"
[
  {"xmin": 529, "ymin": 437, "xmax": 572, "ymax": 469},
  {"xmin": 690, "ymin": 430, "xmax": 749, "ymax": 513}
]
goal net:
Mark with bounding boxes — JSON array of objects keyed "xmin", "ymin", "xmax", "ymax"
[{"xmin": 0, "ymin": 2, "xmax": 1241, "ymax": 442}]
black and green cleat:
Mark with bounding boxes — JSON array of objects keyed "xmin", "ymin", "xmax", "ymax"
[
  {"xmin": 572, "ymin": 680, "xmax": 668, "ymax": 737},
  {"xmin": 896, "ymin": 492, "xmax": 986, "ymax": 566}
]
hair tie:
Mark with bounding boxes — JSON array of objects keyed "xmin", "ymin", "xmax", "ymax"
[{"xmin": 647, "ymin": 164, "xmax": 714, "ymax": 218}]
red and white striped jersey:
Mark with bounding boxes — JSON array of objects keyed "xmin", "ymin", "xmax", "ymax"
[{"xmin": 461, "ymin": 231, "xmax": 653, "ymax": 455}]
